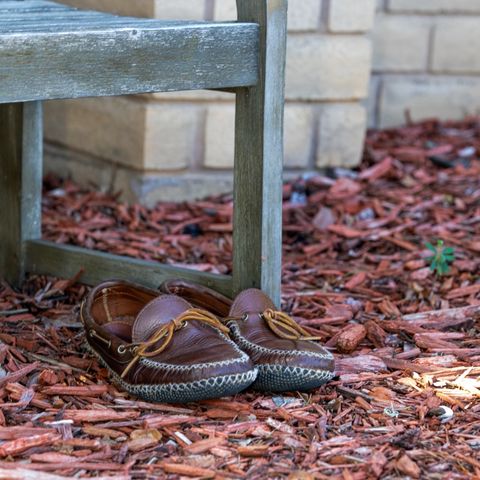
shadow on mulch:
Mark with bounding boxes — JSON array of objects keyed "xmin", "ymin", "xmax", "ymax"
[{"xmin": 1, "ymin": 117, "xmax": 480, "ymax": 478}]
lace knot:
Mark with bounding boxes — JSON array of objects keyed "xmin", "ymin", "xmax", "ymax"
[
  {"xmin": 260, "ymin": 308, "xmax": 321, "ymax": 341},
  {"xmin": 121, "ymin": 308, "xmax": 229, "ymax": 378}
]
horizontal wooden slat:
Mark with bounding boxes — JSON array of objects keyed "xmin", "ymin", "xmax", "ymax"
[
  {"xmin": 0, "ymin": 18, "xmax": 190, "ymax": 33},
  {"xmin": 25, "ymin": 240, "xmax": 233, "ymax": 297},
  {"xmin": 0, "ymin": 10, "xmax": 167, "ymax": 29},
  {"xmin": 0, "ymin": 19, "xmax": 258, "ymax": 101},
  {"xmin": 0, "ymin": 1, "xmax": 258, "ymax": 100},
  {"xmin": 1, "ymin": 12, "xmax": 114, "ymax": 27},
  {"xmin": 0, "ymin": 0, "xmax": 69, "ymax": 12}
]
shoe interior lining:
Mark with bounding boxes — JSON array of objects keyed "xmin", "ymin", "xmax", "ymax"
[
  {"xmin": 102, "ymin": 320, "xmax": 134, "ymax": 342},
  {"xmin": 164, "ymin": 282, "xmax": 232, "ymax": 317},
  {"xmin": 91, "ymin": 286, "xmax": 157, "ymax": 333}
]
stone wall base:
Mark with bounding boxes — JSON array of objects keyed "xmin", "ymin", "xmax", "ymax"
[
  {"xmin": 44, "ymin": 142, "xmax": 310, "ymax": 205},
  {"xmin": 44, "ymin": 143, "xmax": 235, "ymax": 206}
]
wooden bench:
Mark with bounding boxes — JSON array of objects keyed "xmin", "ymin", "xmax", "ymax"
[{"xmin": 0, "ymin": 0, "xmax": 287, "ymax": 304}]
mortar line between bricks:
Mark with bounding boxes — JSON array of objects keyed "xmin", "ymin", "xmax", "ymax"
[
  {"xmin": 191, "ymin": 107, "xmax": 207, "ymax": 172},
  {"xmin": 426, "ymin": 22, "xmax": 435, "ymax": 72},
  {"xmin": 385, "ymin": 11, "xmax": 480, "ymax": 16},
  {"xmin": 371, "ymin": 76, "xmax": 382, "ymax": 130},
  {"xmin": 204, "ymin": 0, "xmax": 214, "ymax": 21},
  {"xmin": 371, "ymin": 71, "xmax": 480, "ymax": 77},
  {"xmin": 309, "ymin": 106, "xmax": 320, "ymax": 171},
  {"xmin": 144, "ymin": 99, "xmax": 370, "ymax": 106}
]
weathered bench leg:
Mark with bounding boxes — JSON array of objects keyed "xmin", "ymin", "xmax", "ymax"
[
  {"xmin": 233, "ymin": 0, "xmax": 287, "ymax": 306},
  {"xmin": 0, "ymin": 102, "xmax": 42, "ymax": 286}
]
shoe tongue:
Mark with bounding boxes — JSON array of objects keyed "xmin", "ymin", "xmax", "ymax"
[
  {"xmin": 229, "ymin": 289, "xmax": 276, "ymax": 317},
  {"xmin": 132, "ymin": 295, "xmax": 192, "ymax": 343}
]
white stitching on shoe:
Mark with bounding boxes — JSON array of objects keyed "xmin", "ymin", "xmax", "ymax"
[
  {"xmin": 227, "ymin": 321, "xmax": 334, "ymax": 360},
  {"xmin": 140, "ymin": 351, "xmax": 250, "ymax": 372},
  {"xmin": 138, "ymin": 330, "xmax": 250, "ymax": 371},
  {"xmin": 85, "ymin": 342, "xmax": 258, "ymax": 402}
]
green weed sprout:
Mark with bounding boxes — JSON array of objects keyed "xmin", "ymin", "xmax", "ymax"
[{"xmin": 425, "ymin": 240, "xmax": 455, "ymax": 276}]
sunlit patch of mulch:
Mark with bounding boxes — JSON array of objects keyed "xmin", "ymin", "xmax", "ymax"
[{"xmin": 0, "ymin": 117, "xmax": 480, "ymax": 479}]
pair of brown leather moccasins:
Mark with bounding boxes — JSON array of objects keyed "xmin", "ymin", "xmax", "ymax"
[{"xmin": 80, "ymin": 280, "xmax": 335, "ymax": 404}]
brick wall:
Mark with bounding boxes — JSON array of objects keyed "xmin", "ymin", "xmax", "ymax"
[
  {"xmin": 370, "ymin": 0, "xmax": 480, "ymax": 128},
  {"xmin": 45, "ymin": 0, "xmax": 374, "ymax": 205}
]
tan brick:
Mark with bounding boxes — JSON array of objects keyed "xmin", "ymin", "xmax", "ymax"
[
  {"xmin": 59, "ymin": 0, "xmax": 206, "ymax": 19},
  {"xmin": 56, "ymin": 0, "xmax": 155, "ymax": 17},
  {"xmin": 372, "ymin": 14, "xmax": 430, "ymax": 71},
  {"xmin": 213, "ymin": 0, "xmax": 237, "ymax": 21},
  {"xmin": 388, "ymin": 0, "xmax": 480, "ymax": 13},
  {"xmin": 144, "ymin": 103, "xmax": 201, "ymax": 170},
  {"xmin": 288, "ymin": 0, "xmax": 322, "ymax": 31},
  {"xmin": 44, "ymin": 98, "xmax": 200, "ymax": 171},
  {"xmin": 152, "ymin": 0, "xmax": 205, "ymax": 20},
  {"xmin": 432, "ymin": 19, "xmax": 480, "ymax": 73},
  {"xmin": 316, "ymin": 104, "xmax": 366, "ymax": 168},
  {"xmin": 44, "ymin": 97, "xmax": 146, "ymax": 170},
  {"xmin": 147, "ymin": 90, "xmax": 234, "ymax": 102},
  {"xmin": 286, "ymin": 35, "xmax": 371, "ymax": 100},
  {"xmin": 377, "ymin": 77, "xmax": 480, "ymax": 128},
  {"xmin": 204, "ymin": 105, "xmax": 235, "ymax": 168},
  {"xmin": 284, "ymin": 105, "xmax": 315, "ymax": 168},
  {"xmin": 328, "ymin": 0, "xmax": 376, "ymax": 33},
  {"xmin": 204, "ymin": 103, "xmax": 315, "ymax": 169},
  {"xmin": 214, "ymin": 0, "xmax": 321, "ymax": 31}
]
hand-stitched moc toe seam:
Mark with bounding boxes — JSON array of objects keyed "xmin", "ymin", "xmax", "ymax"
[
  {"xmin": 87, "ymin": 341, "xmax": 258, "ymax": 400},
  {"xmin": 140, "ymin": 353, "xmax": 252, "ymax": 372},
  {"xmin": 228, "ymin": 322, "xmax": 334, "ymax": 360}
]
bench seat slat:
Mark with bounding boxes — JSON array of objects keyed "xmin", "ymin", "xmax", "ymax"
[
  {"xmin": 0, "ymin": 0, "xmax": 69, "ymax": 13},
  {"xmin": 1, "ymin": 10, "xmax": 109, "ymax": 21},
  {"xmin": 1, "ymin": 17, "xmax": 210, "ymax": 32},
  {"xmin": 0, "ymin": 24, "xmax": 259, "ymax": 101},
  {"xmin": 0, "ymin": 15, "xmax": 217, "ymax": 29},
  {"xmin": 0, "ymin": 1, "xmax": 258, "ymax": 101}
]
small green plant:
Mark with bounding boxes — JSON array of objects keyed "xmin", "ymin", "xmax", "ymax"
[{"xmin": 425, "ymin": 240, "xmax": 455, "ymax": 276}]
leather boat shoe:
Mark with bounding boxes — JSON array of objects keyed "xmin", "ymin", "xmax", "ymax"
[
  {"xmin": 80, "ymin": 281, "xmax": 257, "ymax": 403},
  {"xmin": 160, "ymin": 280, "xmax": 335, "ymax": 392}
]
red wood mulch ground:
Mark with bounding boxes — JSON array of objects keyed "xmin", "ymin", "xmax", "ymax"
[{"xmin": 1, "ymin": 118, "xmax": 480, "ymax": 479}]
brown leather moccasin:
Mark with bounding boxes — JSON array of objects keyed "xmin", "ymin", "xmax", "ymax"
[
  {"xmin": 80, "ymin": 281, "xmax": 257, "ymax": 403},
  {"xmin": 160, "ymin": 280, "xmax": 335, "ymax": 393}
]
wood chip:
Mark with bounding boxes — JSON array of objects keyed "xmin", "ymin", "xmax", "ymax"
[
  {"xmin": 1, "ymin": 117, "xmax": 479, "ymax": 478},
  {"xmin": 161, "ymin": 463, "xmax": 215, "ymax": 478}
]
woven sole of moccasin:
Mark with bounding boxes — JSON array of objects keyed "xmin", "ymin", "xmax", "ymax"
[
  {"xmin": 252, "ymin": 364, "xmax": 335, "ymax": 392},
  {"xmin": 225, "ymin": 322, "xmax": 335, "ymax": 392},
  {"xmin": 86, "ymin": 343, "xmax": 258, "ymax": 403}
]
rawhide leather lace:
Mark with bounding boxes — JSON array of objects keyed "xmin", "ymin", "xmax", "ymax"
[
  {"xmin": 121, "ymin": 308, "xmax": 230, "ymax": 378},
  {"xmin": 229, "ymin": 308, "xmax": 321, "ymax": 341}
]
